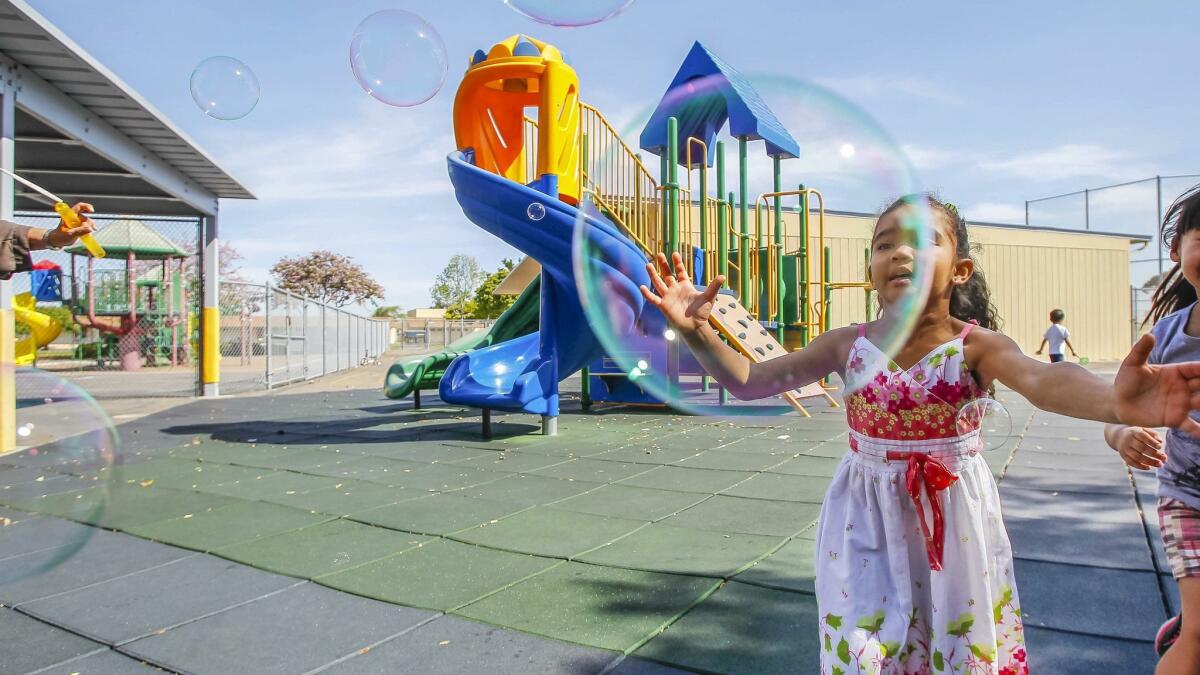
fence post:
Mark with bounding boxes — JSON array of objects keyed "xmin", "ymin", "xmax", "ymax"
[
  {"xmin": 264, "ymin": 283, "xmax": 272, "ymax": 389},
  {"xmin": 1084, "ymin": 189, "xmax": 1090, "ymax": 230},
  {"xmin": 302, "ymin": 298, "xmax": 309, "ymax": 380},
  {"xmin": 321, "ymin": 303, "xmax": 327, "ymax": 377},
  {"xmin": 1024, "ymin": 200, "xmax": 1029, "ymax": 226}
]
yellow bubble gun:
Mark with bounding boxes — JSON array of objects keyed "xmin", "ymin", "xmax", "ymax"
[{"xmin": 0, "ymin": 167, "xmax": 104, "ymax": 258}]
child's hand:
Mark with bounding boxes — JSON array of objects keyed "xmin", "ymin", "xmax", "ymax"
[
  {"xmin": 1114, "ymin": 334, "xmax": 1200, "ymax": 435},
  {"xmin": 1034, "ymin": 349, "xmax": 1042, "ymax": 355},
  {"xmin": 47, "ymin": 202, "xmax": 95, "ymax": 248},
  {"xmin": 1113, "ymin": 426, "xmax": 1166, "ymax": 470},
  {"xmin": 640, "ymin": 252, "xmax": 725, "ymax": 335}
]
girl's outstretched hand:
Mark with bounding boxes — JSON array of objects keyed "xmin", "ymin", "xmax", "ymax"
[
  {"xmin": 1114, "ymin": 334, "xmax": 1200, "ymax": 435},
  {"xmin": 640, "ymin": 252, "xmax": 725, "ymax": 334}
]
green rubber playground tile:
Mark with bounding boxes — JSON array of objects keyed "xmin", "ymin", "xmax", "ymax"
[
  {"xmin": 799, "ymin": 442, "xmax": 850, "ymax": 459},
  {"xmin": 262, "ymin": 480, "xmax": 413, "ymax": 515},
  {"xmin": 106, "ymin": 458, "xmax": 203, "ymax": 484},
  {"xmin": 766, "ymin": 455, "xmax": 844, "ymax": 477},
  {"xmin": 617, "ymin": 466, "xmax": 754, "ymax": 495},
  {"xmin": 19, "ymin": 485, "xmax": 237, "ymax": 529},
  {"xmin": 0, "ymin": 471, "xmax": 95, "ymax": 508},
  {"xmin": 170, "ymin": 440, "xmax": 305, "ymax": 464},
  {"xmin": 299, "ymin": 455, "xmax": 427, "ymax": 482},
  {"xmin": 237, "ymin": 448, "xmax": 348, "ymax": 471},
  {"xmin": 675, "ymin": 450, "xmax": 792, "ymax": 472},
  {"xmin": 455, "ymin": 561, "xmax": 717, "ymax": 652},
  {"xmin": 320, "ymin": 539, "xmax": 560, "ymax": 611},
  {"xmin": 452, "ymin": 507, "xmax": 648, "ymax": 558},
  {"xmin": 350, "ymin": 493, "xmax": 529, "ymax": 536},
  {"xmin": 360, "ymin": 442, "xmax": 491, "ymax": 464},
  {"xmin": 720, "ymin": 473, "xmax": 829, "ymax": 502},
  {"xmin": 462, "ymin": 474, "xmax": 602, "ymax": 506},
  {"xmin": 125, "ymin": 500, "xmax": 333, "ymax": 552},
  {"xmin": 216, "ymin": 519, "xmax": 431, "ymax": 578},
  {"xmin": 375, "ymin": 463, "xmax": 507, "ymax": 491},
  {"xmin": 665, "ymin": 496, "xmax": 820, "ymax": 537},
  {"xmin": 585, "ymin": 446, "xmax": 704, "ymax": 465},
  {"xmin": 733, "ymin": 537, "xmax": 817, "ymax": 593},
  {"xmin": 198, "ymin": 470, "xmax": 339, "ymax": 500},
  {"xmin": 446, "ymin": 451, "xmax": 568, "ymax": 474},
  {"xmin": 553, "ymin": 484, "xmax": 707, "ymax": 521},
  {"xmin": 576, "ymin": 522, "xmax": 784, "ymax": 577},
  {"xmin": 529, "ymin": 458, "xmax": 652, "ymax": 483},
  {"xmin": 633, "ymin": 581, "xmax": 820, "ymax": 675}
]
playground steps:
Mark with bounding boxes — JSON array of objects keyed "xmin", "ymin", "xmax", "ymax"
[{"xmin": 708, "ymin": 295, "xmax": 838, "ymax": 417}]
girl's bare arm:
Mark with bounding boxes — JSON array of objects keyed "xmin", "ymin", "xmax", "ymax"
[{"xmin": 679, "ymin": 324, "xmax": 853, "ymax": 400}]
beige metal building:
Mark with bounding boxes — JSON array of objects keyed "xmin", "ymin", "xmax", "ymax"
[{"xmin": 683, "ymin": 205, "xmax": 1146, "ymax": 362}]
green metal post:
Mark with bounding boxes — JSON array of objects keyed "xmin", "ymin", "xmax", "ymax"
[
  {"xmin": 715, "ymin": 143, "xmax": 727, "ymax": 405},
  {"xmin": 581, "ymin": 366, "xmax": 592, "ymax": 409},
  {"xmin": 667, "ymin": 117, "xmax": 680, "ymax": 259},
  {"xmin": 660, "ymin": 154, "xmax": 669, "ymax": 255},
  {"xmin": 716, "ymin": 141, "xmax": 728, "ymax": 282},
  {"xmin": 863, "ymin": 248, "xmax": 872, "ymax": 322},
  {"xmin": 772, "ymin": 155, "xmax": 783, "ymax": 342},
  {"xmin": 798, "ymin": 184, "xmax": 810, "ymax": 346},
  {"xmin": 822, "ymin": 245, "xmax": 832, "ymax": 387},
  {"xmin": 738, "ymin": 137, "xmax": 749, "ymax": 316}
]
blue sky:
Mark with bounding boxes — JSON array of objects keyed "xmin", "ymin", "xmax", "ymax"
[{"xmin": 26, "ymin": 0, "xmax": 1200, "ymax": 304}]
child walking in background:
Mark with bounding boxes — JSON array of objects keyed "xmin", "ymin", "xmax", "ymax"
[
  {"xmin": 1105, "ymin": 185, "xmax": 1200, "ymax": 674},
  {"xmin": 642, "ymin": 194, "xmax": 1200, "ymax": 674},
  {"xmin": 1035, "ymin": 309, "xmax": 1077, "ymax": 363}
]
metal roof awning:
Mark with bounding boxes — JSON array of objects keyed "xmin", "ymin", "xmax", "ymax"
[{"xmin": 0, "ymin": 0, "xmax": 254, "ymax": 217}]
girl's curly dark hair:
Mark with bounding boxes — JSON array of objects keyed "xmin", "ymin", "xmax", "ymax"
[{"xmin": 1147, "ymin": 184, "xmax": 1200, "ymax": 326}]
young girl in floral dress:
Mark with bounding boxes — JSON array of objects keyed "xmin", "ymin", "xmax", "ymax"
[{"xmin": 640, "ymin": 194, "xmax": 1200, "ymax": 674}]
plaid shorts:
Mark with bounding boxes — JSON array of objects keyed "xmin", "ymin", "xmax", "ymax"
[{"xmin": 1159, "ymin": 498, "xmax": 1200, "ymax": 579}]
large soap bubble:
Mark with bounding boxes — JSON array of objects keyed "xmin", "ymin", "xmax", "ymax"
[
  {"xmin": 504, "ymin": 0, "xmax": 635, "ymax": 27},
  {"xmin": 189, "ymin": 56, "xmax": 260, "ymax": 120},
  {"xmin": 350, "ymin": 10, "xmax": 447, "ymax": 107},
  {"xmin": 0, "ymin": 369, "xmax": 118, "ymax": 584},
  {"xmin": 571, "ymin": 73, "xmax": 934, "ymax": 417},
  {"xmin": 956, "ymin": 397, "xmax": 1013, "ymax": 452}
]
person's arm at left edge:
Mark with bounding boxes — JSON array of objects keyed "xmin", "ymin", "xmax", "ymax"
[{"xmin": 0, "ymin": 203, "xmax": 95, "ymax": 279}]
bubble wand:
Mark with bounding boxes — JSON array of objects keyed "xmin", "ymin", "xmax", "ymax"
[{"xmin": 0, "ymin": 167, "xmax": 104, "ymax": 258}]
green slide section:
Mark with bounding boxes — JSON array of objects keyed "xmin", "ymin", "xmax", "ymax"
[{"xmin": 384, "ymin": 275, "xmax": 541, "ymax": 400}]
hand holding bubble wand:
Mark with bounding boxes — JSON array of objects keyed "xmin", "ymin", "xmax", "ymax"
[{"xmin": 0, "ymin": 167, "xmax": 104, "ymax": 258}]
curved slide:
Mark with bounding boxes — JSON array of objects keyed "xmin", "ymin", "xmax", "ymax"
[
  {"xmin": 384, "ymin": 275, "xmax": 540, "ymax": 400},
  {"xmin": 438, "ymin": 150, "xmax": 651, "ymax": 417},
  {"xmin": 14, "ymin": 293, "xmax": 62, "ymax": 366}
]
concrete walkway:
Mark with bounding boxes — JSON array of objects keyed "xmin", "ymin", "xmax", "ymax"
[{"xmin": 0, "ymin": 374, "xmax": 1172, "ymax": 674}]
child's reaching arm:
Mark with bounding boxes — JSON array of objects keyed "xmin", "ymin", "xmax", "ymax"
[
  {"xmin": 640, "ymin": 252, "xmax": 847, "ymax": 400},
  {"xmin": 1103, "ymin": 424, "xmax": 1166, "ymax": 470},
  {"xmin": 1035, "ymin": 336, "xmax": 1047, "ymax": 356},
  {"xmin": 1064, "ymin": 337, "xmax": 1078, "ymax": 357},
  {"xmin": 974, "ymin": 330, "xmax": 1200, "ymax": 433}
]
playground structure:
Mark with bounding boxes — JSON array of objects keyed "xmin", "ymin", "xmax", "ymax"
[
  {"xmin": 65, "ymin": 218, "xmax": 192, "ymax": 371},
  {"xmin": 394, "ymin": 34, "xmax": 886, "ymax": 435}
]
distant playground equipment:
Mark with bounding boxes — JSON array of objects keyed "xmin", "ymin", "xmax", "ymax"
[
  {"xmin": 65, "ymin": 218, "xmax": 191, "ymax": 371},
  {"xmin": 394, "ymin": 34, "xmax": 876, "ymax": 434}
]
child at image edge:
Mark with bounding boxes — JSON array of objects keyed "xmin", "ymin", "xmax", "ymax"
[
  {"xmin": 1105, "ymin": 185, "xmax": 1200, "ymax": 675},
  {"xmin": 641, "ymin": 193, "xmax": 1200, "ymax": 674}
]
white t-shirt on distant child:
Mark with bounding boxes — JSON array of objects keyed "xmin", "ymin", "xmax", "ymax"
[{"xmin": 1044, "ymin": 324, "xmax": 1070, "ymax": 355}]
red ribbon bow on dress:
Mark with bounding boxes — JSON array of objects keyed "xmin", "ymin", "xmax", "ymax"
[{"xmin": 886, "ymin": 451, "xmax": 959, "ymax": 571}]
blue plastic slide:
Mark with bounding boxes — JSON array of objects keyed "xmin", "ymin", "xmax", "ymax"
[{"xmin": 439, "ymin": 150, "xmax": 651, "ymax": 420}]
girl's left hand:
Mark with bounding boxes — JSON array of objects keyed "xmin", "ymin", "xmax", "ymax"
[{"xmin": 1115, "ymin": 334, "xmax": 1200, "ymax": 435}]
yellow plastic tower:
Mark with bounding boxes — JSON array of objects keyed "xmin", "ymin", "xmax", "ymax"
[{"xmin": 453, "ymin": 35, "xmax": 581, "ymax": 204}]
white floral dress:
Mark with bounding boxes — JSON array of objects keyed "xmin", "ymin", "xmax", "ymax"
[{"xmin": 815, "ymin": 323, "xmax": 1028, "ymax": 674}]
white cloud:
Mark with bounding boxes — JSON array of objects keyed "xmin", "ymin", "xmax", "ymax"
[
  {"xmin": 214, "ymin": 99, "xmax": 454, "ymax": 201},
  {"xmin": 966, "ymin": 202, "xmax": 1026, "ymax": 224},
  {"xmin": 902, "ymin": 144, "xmax": 958, "ymax": 171},
  {"xmin": 814, "ymin": 75, "xmax": 965, "ymax": 107},
  {"xmin": 978, "ymin": 144, "xmax": 1155, "ymax": 182}
]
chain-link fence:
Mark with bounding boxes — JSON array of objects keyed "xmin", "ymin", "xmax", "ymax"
[
  {"xmin": 1131, "ymin": 285, "xmax": 1155, "ymax": 346},
  {"xmin": 390, "ymin": 317, "xmax": 495, "ymax": 353},
  {"xmin": 8, "ymin": 212, "xmax": 202, "ymax": 399},
  {"xmin": 219, "ymin": 281, "xmax": 390, "ymax": 394},
  {"xmin": 1027, "ymin": 175, "xmax": 1200, "ymax": 288}
]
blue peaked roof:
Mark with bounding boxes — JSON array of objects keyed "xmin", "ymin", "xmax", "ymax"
[{"xmin": 639, "ymin": 42, "xmax": 800, "ymax": 166}]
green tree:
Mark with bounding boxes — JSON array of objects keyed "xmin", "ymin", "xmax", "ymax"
[
  {"xmin": 431, "ymin": 254, "xmax": 485, "ymax": 317},
  {"xmin": 271, "ymin": 250, "xmax": 385, "ymax": 307},
  {"xmin": 372, "ymin": 305, "xmax": 403, "ymax": 319},
  {"xmin": 470, "ymin": 259, "xmax": 518, "ymax": 319}
]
